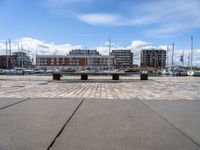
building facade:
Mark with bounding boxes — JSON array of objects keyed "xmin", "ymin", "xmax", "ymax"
[
  {"xmin": 13, "ymin": 52, "xmax": 32, "ymax": 68},
  {"xmin": 69, "ymin": 49, "xmax": 100, "ymax": 56},
  {"xmin": 36, "ymin": 50, "xmax": 114, "ymax": 70},
  {"xmin": 0, "ymin": 55, "xmax": 17, "ymax": 69},
  {"xmin": 141, "ymin": 49, "xmax": 166, "ymax": 69},
  {"xmin": 111, "ymin": 50, "xmax": 133, "ymax": 69}
]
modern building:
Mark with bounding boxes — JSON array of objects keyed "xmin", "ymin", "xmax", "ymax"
[
  {"xmin": 0, "ymin": 52, "xmax": 32, "ymax": 69},
  {"xmin": 13, "ymin": 52, "xmax": 32, "ymax": 68},
  {"xmin": 111, "ymin": 50, "xmax": 133, "ymax": 69},
  {"xmin": 69, "ymin": 49, "xmax": 100, "ymax": 56},
  {"xmin": 36, "ymin": 49, "xmax": 114, "ymax": 70},
  {"xmin": 0, "ymin": 55, "xmax": 17, "ymax": 69},
  {"xmin": 140, "ymin": 49, "xmax": 166, "ymax": 69}
]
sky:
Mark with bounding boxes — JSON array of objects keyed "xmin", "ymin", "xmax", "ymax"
[{"xmin": 0, "ymin": 0, "xmax": 200, "ymax": 65}]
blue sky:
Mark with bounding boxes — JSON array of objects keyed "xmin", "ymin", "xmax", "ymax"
[{"xmin": 0, "ymin": 0, "xmax": 200, "ymax": 65}]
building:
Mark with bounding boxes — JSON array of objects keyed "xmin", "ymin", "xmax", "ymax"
[
  {"xmin": 69, "ymin": 49, "xmax": 100, "ymax": 56},
  {"xmin": 36, "ymin": 49, "xmax": 114, "ymax": 70},
  {"xmin": 111, "ymin": 50, "xmax": 133, "ymax": 69},
  {"xmin": 0, "ymin": 52, "xmax": 32, "ymax": 69},
  {"xmin": 141, "ymin": 49, "xmax": 166, "ymax": 69},
  {"xmin": 13, "ymin": 52, "xmax": 32, "ymax": 68},
  {"xmin": 0, "ymin": 55, "xmax": 17, "ymax": 69}
]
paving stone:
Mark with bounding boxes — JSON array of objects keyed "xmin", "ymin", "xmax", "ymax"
[{"xmin": 0, "ymin": 75, "xmax": 200, "ymax": 100}]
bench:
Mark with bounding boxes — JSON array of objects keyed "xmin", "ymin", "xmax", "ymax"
[{"xmin": 53, "ymin": 71, "xmax": 126, "ymax": 80}]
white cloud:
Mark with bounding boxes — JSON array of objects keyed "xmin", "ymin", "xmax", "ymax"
[
  {"xmin": 0, "ymin": 37, "xmax": 82, "ymax": 56},
  {"xmin": 79, "ymin": 13, "xmax": 121, "ymax": 26},
  {"xmin": 43, "ymin": 0, "xmax": 200, "ymax": 36},
  {"xmin": 128, "ymin": 40, "xmax": 151, "ymax": 50}
]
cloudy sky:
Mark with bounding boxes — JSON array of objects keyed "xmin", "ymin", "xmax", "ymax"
[{"xmin": 0, "ymin": 0, "xmax": 200, "ymax": 65}]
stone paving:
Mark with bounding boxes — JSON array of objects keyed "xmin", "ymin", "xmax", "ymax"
[{"xmin": 0, "ymin": 75, "xmax": 200, "ymax": 100}]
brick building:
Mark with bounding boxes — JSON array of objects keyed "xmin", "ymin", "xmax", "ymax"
[
  {"xmin": 141, "ymin": 49, "xmax": 166, "ymax": 69},
  {"xmin": 0, "ymin": 55, "xmax": 17, "ymax": 69},
  {"xmin": 36, "ymin": 49, "xmax": 114, "ymax": 70}
]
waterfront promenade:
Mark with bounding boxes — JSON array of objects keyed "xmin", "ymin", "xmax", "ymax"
[
  {"xmin": 0, "ymin": 75, "xmax": 200, "ymax": 99},
  {"xmin": 0, "ymin": 75, "xmax": 200, "ymax": 150}
]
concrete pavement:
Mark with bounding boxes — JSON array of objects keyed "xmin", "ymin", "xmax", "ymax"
[
  {"xmin": 0, "ymin": 98, "xmax": 82, "ymax": 150},
  {"xmin": 0, "ymin": 98, "xmax": 200, "ymax": 150}
]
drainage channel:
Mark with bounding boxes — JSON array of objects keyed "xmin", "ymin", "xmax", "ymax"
[{"xmin": 47, "ymin": 98, "xmax": 85, "ymax": 150}]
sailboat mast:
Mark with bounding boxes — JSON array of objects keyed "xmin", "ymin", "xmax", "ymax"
[
  {"xmin": 188, "ymin": 52, "xmax": 190, "ymax": 67},
  {"xmin": 8, "ymin": 38, "xmax": 11, "ymax": 55},
  {"xmin": 5, "ymin": 41, "xmax": 8, "ymax": 69},
  {"xmin": 108, "ymin": 38, "xmax": 111, "ymax": 70},
  {"xmin": 172, "ymin": 42, "xmax": 174, "ymax": 68},
  {"xmin": 182, "ymin": 51, "xmax": 184, "ymax": 67},
  {"xmin": 191, "ymin": 36, "xmax": 193, "ymax": 69}
]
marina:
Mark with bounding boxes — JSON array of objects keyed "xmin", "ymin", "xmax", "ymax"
[{"xmin": 1, "ymin": 0, "xmax": 200, "ymax": 149}]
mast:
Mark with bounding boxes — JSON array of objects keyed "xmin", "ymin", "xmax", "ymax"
[
  {"xmin": 188, "ymin": 52, "xmax": 190, "ymax": 67},
  {"xmin": 166, "ymin": 46, "xmax": 169, "ymax": 67},
  {"xmin": 18, "ymin": 44, "xmax": 20, "ymax": 67},
  {"xmin": 5, "ymin": 41, "xmax": 8, "ymax": 69},
  {"xmin": 8, "ymin": 38, "xmax": 11, "ymax": 55},
  {"xmin": 21, "ymin": 44, "xmax": 24, "ymax": 68},
  {"xmin": 182, "ymin": 51, "xmax": 184, "ymax": 67},
  {"xmin": 191, "ymin": 36, "xmax": 193, "ymax": 70},
  {"xmin": 172, "ymin": 42, "xmax": 174, "ymax": 69},
  {"xmin": 108, "ymin": 38, "xmax": 111, "ymax": 70},
  {"xmin": 85, "ymin": 47, "xmax": 87, "ymax": 70}
]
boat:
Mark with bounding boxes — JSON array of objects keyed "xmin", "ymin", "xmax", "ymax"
[
  {"xmin": 187, "ymin": 70, "xmax": 194, "ymax": 76},
  {"xmin": 33, "ymin": 68, "xmax": 45, "ymax": 74},
  {"xmin": 193, "ymin": 71, "xmax": 200, "ymax": 77},
  {"xmin": 46, "ymin": 69, "xmax": 54, "ymax": 73},
  {"xmin": 175, "ymin": 71, "xmax": 188, "ymax": 76},
  {"xmin": 24, "ymin": 69, "xmax": 35, "ymax": 74},
  {"xmin": 10, "ymin": 68, "xmax": 25, "ymax": 75}
]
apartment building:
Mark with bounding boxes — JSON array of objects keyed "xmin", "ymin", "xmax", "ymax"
[
  {"xmin": 111, "ymin": 50, "xmax": 133, "ymax": 69},
  {"xmin": 141, "ymin": 49, "xmax": 166, "ymax": 69},
  {"xmin": 0, "ymin": 55, "xmax": 17, "ymax": 69},
  {"xmin": 36, "ymin": 50, "xmax": 114, "ymax": 70}
]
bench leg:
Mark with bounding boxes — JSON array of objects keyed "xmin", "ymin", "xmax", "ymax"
[
  {"xmin": 112, "ymin": 74, "xmax": 119, "ymax": 80},
  {"xmin": 53, "ymin": 74, "xmax": 61, "ymax": 80},
  {"xmin": 81, "ymin": 74, "xmax": 88, "ymax": 80}
]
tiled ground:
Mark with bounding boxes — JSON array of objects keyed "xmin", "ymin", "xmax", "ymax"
[{"xmin": 0, "ymin": 75, "xmax": 200, "ymax": 100}]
